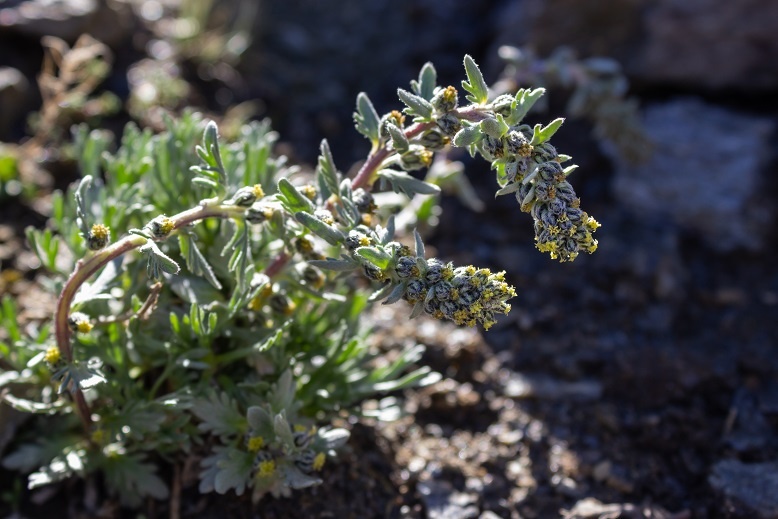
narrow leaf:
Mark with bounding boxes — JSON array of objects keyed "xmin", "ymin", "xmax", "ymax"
[
  {"xmin": 179, "ymin": 234, "xmax": 222, "ymax": 289},
  {"xmin": 411, "ymin": 62, "xmax": 437, "ymax": 100},
  {"xmin": 308, "ymin": 257, "xmax": 360, "ymax": 272},
  {"xmin": 462, "ymin": 55, "xmax": 489, "ymax": 104},
  {"xmin": 277, "ymin": 178, "xmax": 315, "ymax": 214},
  {"xmin": 495, "ymin": 182, "xmax": 522, "ymax": 197},
  {"xmin": 316, "ymin": 140, "xmax": 340, "ymax": 197},
  {"xmin": 378, "ymin": 169, "xmax": 441, "ymax": 198},
  {"xmin": 295, "ymin": 212, "xmax": 345, "ymax": 246},
  {"xmin": 355, "ymin": 246, "xmax": 392, "ymax": 270},
  {"xmin": 531, "ymin": 117, "xmax": 565, "ymax": 145},
  {"xmin": 368, "ymin": 282, "xmax": 395, "ymax": 302},
  {"xmin": 508, "ymin": 88, "xmax": 545, "ymax": 125},
  {"xmin": 397, "ymin": 88, "xmax": 433, "ymax": 120},
  {"xmin": 414, "ymin": 230, "xmax": 425, "ymax": 258},
  {"xmin": 385, "ymin": 123, "xmax": 410, "ymax": 153},
  {"xmin": 382, "ymin": 283, "xmax": 407, "ymax": 305}
]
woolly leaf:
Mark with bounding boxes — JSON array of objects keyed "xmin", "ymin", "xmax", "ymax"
[
  {"xmin": 462, "ymin": 55, "xmax": 489, "ymax": 104},
  {"xmin": 397, "ymin": 88, "xmax": 434, "ymax": 120},
  {"xmin": 411, "ymin": 62, "xmax": 437, "ymax": 101},
  {"xmin": 354, "ymin": 93, "xmax": 380, "ymax": 145}
]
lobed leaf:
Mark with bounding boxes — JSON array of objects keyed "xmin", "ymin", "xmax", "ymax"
[
  {"xmin": 397, "ymin": 88, "xmax": 434, "ymax": 120},
  {"xmin": 462, "ymin": 55, "xmax": 489, "ymax": 104}
]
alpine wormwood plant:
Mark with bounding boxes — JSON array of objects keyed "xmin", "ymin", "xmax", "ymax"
[{"xmin": 1, "ymin": 55, "xmax": 598, "ymax": 506}]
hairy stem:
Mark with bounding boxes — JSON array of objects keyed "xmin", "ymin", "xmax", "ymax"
[{"xmin": 54, "ymin": 202, "xmax": 246, "ymax": 431}]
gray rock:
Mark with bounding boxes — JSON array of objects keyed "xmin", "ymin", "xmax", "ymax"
[
  {"xmin": 0, "ymin": 0, "xmax": 97, "ymax": 40},
  {"xmin": 640, "ymin": 0, "xmax": 778, "ymax": 90},
  {"xmin": 0, "ymin": 0, "xmax": 130, "ymax": 44},
  {"xmin": 613, "ymin": 99, "xmax": 775, "ymax": 252},
  {"xmin": 491, "ymin": 0, "xmax": 778, "ymax": 91},
  {"xmin": 709, "ymin": 460, "xmax": 778, "ymax": 518}
]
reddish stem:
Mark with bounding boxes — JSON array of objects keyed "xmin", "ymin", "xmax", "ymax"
[{"xmin": 54, "ymin": 203, "xmax": 245, "ymax": 431}]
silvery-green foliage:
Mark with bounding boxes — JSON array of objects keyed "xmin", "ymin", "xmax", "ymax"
[{"xmin": 2, "ymin": 53, "xmax": 599, "ymax": 507}]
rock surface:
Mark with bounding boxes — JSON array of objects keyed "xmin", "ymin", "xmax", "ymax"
[
  {"xmin": 612, "ymin": 98, "xmax": 775, "ymax": 252},
  {"xmin": 709, "ymin": 460, "xmax": 778, "ymax": 518},
  {"xmin": 492, "ymin": 0, "xmax": 778, "ymax": 91}
]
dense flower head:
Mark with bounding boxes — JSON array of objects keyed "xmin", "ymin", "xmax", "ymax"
[
  {"xmin": 398, "ymin": 258, "xmax": 515, "ymax": 330},
  {"xmin": 478, "ymin": 121, "xmax": 599, "ymax": 262}
]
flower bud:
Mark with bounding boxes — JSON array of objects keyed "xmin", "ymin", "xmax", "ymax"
[
  {"xmin": 246, "ymin": 203, "xmax": 275, "ymax": 224},
  {"xmin": 395, "ymin": 256, "xmax": 419, "ymax": 279},
  {"xmin": 231, "ymin": 184, "xmax": 265, "ymax": 206},
  {"xmin": 532, "ymin": 142, "xmax": 558, "ymax": 163},
  {"xmin": 537, "ymin": 161, "xmax": 564, "ymax": 183},
  {"xmin": 399, "ymin": 146, "xmax": 433, "ymax": 170},
  {"xmin": 436, "ymin": 113, "xmax": 462, "ymax": 136},
  {"xmin": 146, "ymin": 215, "xmax": 175, "ymax": 238},
  {"xmin": 87, "ymin": 223, "xmax": 110, "ymax": 250},
  {"xmin": 431, "ymin": 85, "xmax": 458, "ymax": 113},
  {"xmin": 314, "ymin": 209, "xmax": 334, "ymax": 225},
  {"xmin": 68, "ymin": 312, "xmax": 93, "ymax": 334},
  {"xmin": 417, "ymin": 129, "xmax": 450, "ymax": 151},
  {"xmin": 504, "ymin": 131, "xmax": 533, "ymax": 158},
  {"xmin": 352, "ymin": 188, "xmax": 376, "ymax": 213}
]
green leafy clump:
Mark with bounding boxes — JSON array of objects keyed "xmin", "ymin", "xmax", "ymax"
[{"xmin": 1, "ymin": 54, "xmax": 598, "ymax": 506}]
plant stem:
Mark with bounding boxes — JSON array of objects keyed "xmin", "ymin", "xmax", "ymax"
[
  {"xmin": 54, "ymin": 202, "xmax": 246, "ymax": 431},
  {"xmin": 277, "ymin": 107, "xmax": 494, "ymax": 281},
  {"xmin": 351, "ymin": 106, "xmax": 490, "ymax": 191}
]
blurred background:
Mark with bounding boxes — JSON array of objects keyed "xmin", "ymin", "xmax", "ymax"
[{"xmin": 1, "ymin": 0, "xmax": 777, "ymax": 517}]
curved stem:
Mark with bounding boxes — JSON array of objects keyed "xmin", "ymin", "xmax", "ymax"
[
  {"xmin": 54, "ymin": 202, "xmax": 246, "ymax": 431},
  {"xmin": 351, "ymin": 106, "xmax": 491, "ymax": 191}
]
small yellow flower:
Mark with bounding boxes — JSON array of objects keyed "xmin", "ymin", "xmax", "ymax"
[
  {"xmin": 87, "ymin": 223, "xmax": 110, "ymax": 250},
  {"xmin": 68, "ymin": 312, "xmax": 93, "ymax": 334},
  {"xmin": 388, "ymin": 110, "xmax": 405, "ymax": 127},
  {"xmin": 256, "ymin": 459, "xmax": 276, "ymax": 478},
  {"xmin": 76, "ymin": 320, "xmax": 93, "ymax": 334},
  {"xmin": 157, "ymin": 216, "xmax": 175, "ymax": 236},
  {"xmin": 252, "ymin": 184, "xmax": 265, "ymax": 199},
  {"xmin": 300, "ymin": 185, "xmax": 317, "ymax": 200},
  {"xmin": 313, "ymin": 452, "xmax": 326, "ymax": 471},
  {"xmin": 247, "ymin": 436, "xmax": 265, "ymax": 452},
  {"xmin": 44, "ymin": 346, "xmax": 61, "ymax": 364}
]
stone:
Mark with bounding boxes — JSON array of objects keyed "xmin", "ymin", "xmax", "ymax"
[
  {"xmin": 490, "ymin": 0, "xmax": 778, "ymax": 91},
  {"xmin": 709, "ymin": 460, "xmax": 778, "ymax": 518},
  {"xmin": 613, "ymin": 98, "xmax": 775, "ymax": 252},
  {"xmin": 639, "ymin": 0, "xmax": 778, "ymax": 91}
]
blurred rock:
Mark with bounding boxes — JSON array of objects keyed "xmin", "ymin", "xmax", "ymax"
[
  {"xmin": 709, "ymin": 460, "xmax": 778, "ymax": 518},
  {"xmin": 0, "ymin": 0, "xmax": 130, "ymax": 45},
  {"xmin": 491, "ymin": 0, "xmax": 778, "ymax": 91},
  {"xmin": 640, "ymin": 0, "xmax": 778, "ymax": 90},
  {"xmin": 0, "ymin": 0, "xmax": 97, "ymax": 40},
  {"xmin": 0, "ymin": 67, "xmax": 28, "ymax": 137},
  {"xmin": 613, "ymin": 99, "xmax": 775, "ymax": 252}
]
